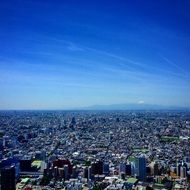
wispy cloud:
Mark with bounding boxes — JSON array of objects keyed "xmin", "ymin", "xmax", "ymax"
[
  {"xmin": 0, "ymin": 68, "xmax": 104, "ymax": 90},
  {"xmin": 80, "ymin": 45, "xmax": 190, "ymax": 81},
  {"xmin": 67, "ymin": 42, "xmax": 84, "ymax": 52},
  {"xmin": 159, "ymin": 54, "xmax": 189, "ymax": 77},
  {"xmin": 83, "ymin": 46, "xmax": 147, "ymax": 68}
]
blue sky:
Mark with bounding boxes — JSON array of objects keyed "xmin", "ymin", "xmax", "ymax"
[{"xmin": 0, "ymin": 0, "xmax": 190, "ymax": 109}]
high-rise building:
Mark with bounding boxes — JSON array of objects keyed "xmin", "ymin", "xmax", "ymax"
[
  {"xmin": 20, "ymin": 158, "xmax": 32, "ymax": 172},
  {"xmin": 0, "ymin": 165, "xmax": 16, "ymax": 190},
  {"xmin": 176, "ymin": 163, "xmax": 181, "ymax": 177},
  {"xmin": 119, "ymin": 162, "xmax": 126, "ymax": 179},
  {"xmin": 88, "ymin": 166, "xmax": 92, "ymax": 181},
  {"xmin": 83, "ymin": 166, "xmax": 92, "ymax": 181},
  {"xmin": 180, "ymin": 166, "xmax": 186, "ymax": 179},
  {"xmin": 91, "ymin": 161, "xmax": 103, "ymax": 176},
  {"xmin": 0, "ymin": 158, "xmax": 20, "ymax": 178},
  {"xmin": 154, "ymin": 162, "xmax": 159, "ymax": 176},
  {"xmin": 134, "ymin": 156, "xmax": 146, "ymax": 181},
  {"xmin": 0, "ymin": 138, "xmax": 3, "ymax": 151},
  {"xmin": 58, "ymin": 167, "xmax": 64, "ymax": 179},
  {"xmin": 53, "ymin": 159, "xmax": 72, "ymax": 175},
  {"xmin": 103, "ymin": 162, "xmax": 109, "ymax": 175},
  {"xmin": 53, "ymin": 166, "xmax": 58, "ymax": 178},
  {"xmin": 83, "ymin": 166, "xmax": 88, "ymax": 178},
  {"xmin": 126, "ymin": 164, "xmax": 131, "ymax": 176},
  {"xmin": 64, "ymin": 165, "xmax": 69, "ymax": 180}
]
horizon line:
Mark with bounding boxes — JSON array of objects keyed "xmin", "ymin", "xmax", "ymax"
[{"xmin": 0, "ymin": 102, "xmax": 190, "ymax": 112}]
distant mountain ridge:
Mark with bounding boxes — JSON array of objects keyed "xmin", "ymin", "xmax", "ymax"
[
  {"xmin": 83, "ymin": 103, "xmax": 189, "ymax": 111},
  {"xmin": 0, "ymin": 104, "xmax": 189, "ymax": 111}
]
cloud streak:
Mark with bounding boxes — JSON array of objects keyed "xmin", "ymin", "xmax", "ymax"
[{"xmin": 159, "ymin": 54, "xmax": 189, "ymax": 77}]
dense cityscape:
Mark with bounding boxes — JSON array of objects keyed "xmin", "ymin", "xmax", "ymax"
[
  {"xmin": 1, "ymin": 0, "xmax": 190, "ymax": 189},
  {"xmin": 0, "ymin": 110, "xmax": 190, "ymax": 190}
]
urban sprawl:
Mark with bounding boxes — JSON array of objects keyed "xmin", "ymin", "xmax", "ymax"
[{"xmin": 0, "ymin": 111, "xmax": 190, "ymax": 190}]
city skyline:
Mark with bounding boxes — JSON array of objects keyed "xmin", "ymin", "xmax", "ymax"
[{"xmin": 0, "ymin": 0, "xmax": 190, "ymax": 109}]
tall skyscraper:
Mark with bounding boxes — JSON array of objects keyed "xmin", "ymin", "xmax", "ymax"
[
  {"xmin": 119, "ymin": 162, "xmax": 126, "ymax": 178},
  {"xmin": 64, "ymin": 165, "xmax": 69, "ymax": 180},
  {"xmin": 126, "ymin": 163, "xmax": 132, "ymax": 176},
  {"xmin": 134, "ymin": 156, "xmax": 146, "ymax": 181},
  {"xmin": 154, "ymin": 161, "xmax": 159, "ymax": 176},
  {"xmin": 180, "ymin": 166, "xmax": 187, "ymax": 179},
  {"xmin": 0, "ymin": 165, "xmax": 16, "ymax": 190},
  {"xmin": 91, "ymin": 161, "xmax": 103, "ymax": 176},
  {"xmin": 103, "ymin": 162, "xmax": 109, "ymax": 175},
  {"xmin": 88, "ymin": 166, "xmax": 92, "ymax": 181}
]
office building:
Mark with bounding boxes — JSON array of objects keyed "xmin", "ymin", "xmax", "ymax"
[
  {"xmin": 1, "ymin": 165, "xmax": 16, "ymax": 190},
  {"xmin": 134, "ymin": 156, "xmax": 146, "ymax": 181}
]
